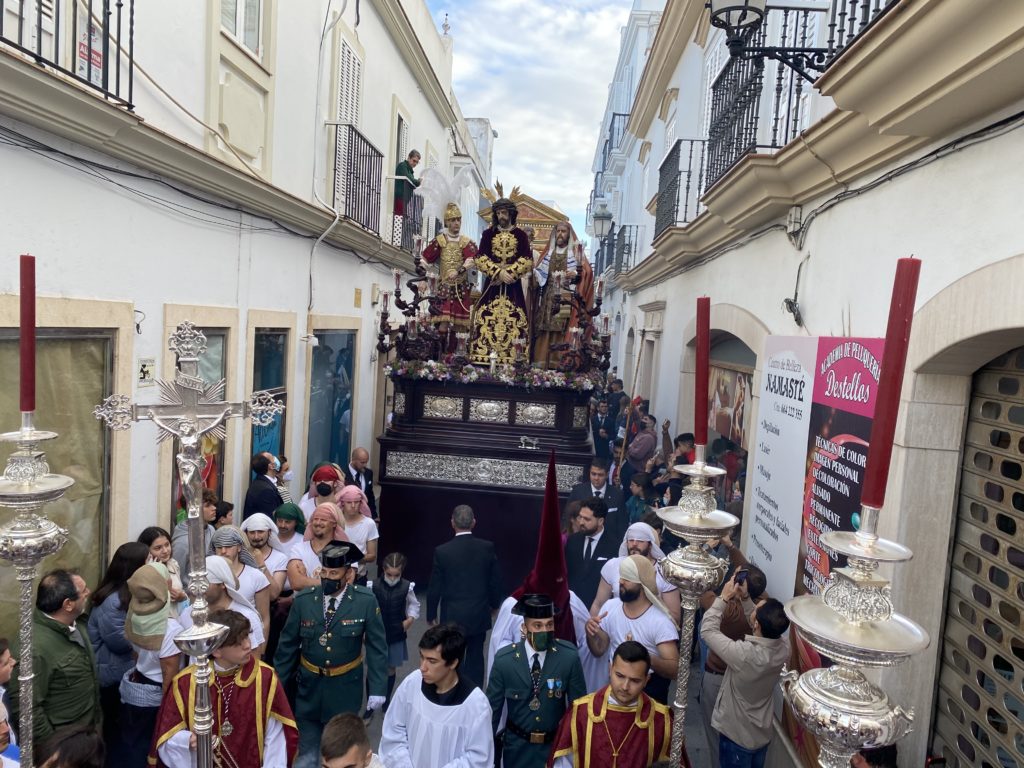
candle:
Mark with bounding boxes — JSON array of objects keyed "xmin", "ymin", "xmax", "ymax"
[
  {"xmin": 20, "ymin": 254, "xmax": 36, "ymax": 412},
  {"xmin": 861, "ymin": 257, "xmax": 921, "ymax": 508},
  {"xmin": 489, "ymin": 349, "xmax": 498, "ymax": 375},
  {"xmin": 695, "ymin": 296, "xmax": 710, "ymax": 446},
  {"xmin": 413, "ymin": 236, "xmax": 424, "ymax": 259},
  {"xmin": 596, "ymin": 277, "xmax": 605, "ymax": 299},
  {"xmin": 406, "ymin": 317, "xmax": 417, "ymax": 339},
  {"xmin": 601, "ymin": 314, "xmax": 610, "ymax": 335},
  {"xmin": 381, "ymin": 291, "xmax": 390, "ymax": 311},
  {"xmin": 393, "ymin": 269, "xmax": 402, "ymax": 290}
]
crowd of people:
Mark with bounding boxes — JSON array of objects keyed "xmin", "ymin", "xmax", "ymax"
[{"xmin": 0, "ymin": 401, "xmax": 901, "ymax": 768}]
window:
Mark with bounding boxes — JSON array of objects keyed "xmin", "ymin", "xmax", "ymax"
[
  {"xmin": 252, "ymin": 328, "xmax": 288, "ymax": 462},
  {"xmin": 306, "ymin": 331, "xmax": 357, "ymax": 469},
  {"xmin": 333, "ymin": 39, "xmax": 363, "ymax": 210},
  {"xmin": 701, "ymin": 29, "xmax": 728, "ymax": 140},
  {"xmin": 222, "ymin": 0, "xmax": 262, "ymax": 57},
  {"xmin": 168, "ymin": 329, "xmax": 227, "ymax": 523},
  {"xmin": 0, "ymin": 329, "xmax": 113, "ymax": 642}
]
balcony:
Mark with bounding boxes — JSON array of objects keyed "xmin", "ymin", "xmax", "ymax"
[
  {"xmin": 595, "ymin": 223, "xmax": 643, "ymax": 277},
  {"xmin": 599, "ymin": 112, "xmax": 630, "ymax": 172},
  {"xmin": 333, "ymin": 123, "xmax": 384, "ymax": 236},
  {"xmin": 0, "ymin": 0, "xmax": 135, "ymax": 108},
  {"xmin": 654, "ymin": 139, "xmax": 707, "ymax": 240}
]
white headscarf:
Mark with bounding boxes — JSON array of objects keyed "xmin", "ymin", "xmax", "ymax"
[
  {"xmin": 618, "ymin": 522, "xmax": 666, "ymax": 560},
  {"xmin": 205, "ymin": 555, "xmax": 256, "ymax": 611},
  {"xmin": 619, "ymin": 554, "xmax": 677, "ymax": 628},
  {"xmin": 239, "ymin": 513, "xmax": 284, "ymax": 552}
]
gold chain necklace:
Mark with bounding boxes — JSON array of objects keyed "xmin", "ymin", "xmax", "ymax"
[{"xmin": 601, "ymin": 717, "xmax": 637, "ymax": 768}]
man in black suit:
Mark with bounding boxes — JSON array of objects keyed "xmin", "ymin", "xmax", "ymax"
[
  {"xmin": 564, "ymin": 497, "xmax": 618, "ymax": 609},
  {"xmin": 567, "ymin": 458, "xmax": 627, "ymax": 543},
  {"xmin": 343, "ymin": 446, "xmax": 377, "ymax": 521},
  {"xmin": 242, "ymin": 453, "xmax": 281, "ymax": 519},
  {"xmin": 591, "ymin": 399, "xmax": 615, "ymax": 461},
  {"xmin": 426, "ymin": 505, "xmax": 504, "ymax": 688}
]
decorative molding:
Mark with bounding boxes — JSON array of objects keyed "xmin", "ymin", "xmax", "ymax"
[
  {"xmin": 394, "ymin": 392, "xmax": 406, "ymax": 415},
  {"xmin": 385, "ymin": 451, "xmax": 581, "ymax": 491},
  {"xmin": 423, "ymin": 395, "xmax": 463, "ymax": 420},
  {"xmin": 573, "ymin": 407, "xmax": 589, "ymax": 429},
  {"xmin": 469, "ymin": 399, "xmax": 509, "ymax": 423},
  {"xmin": 515, "ymin": 402, "xmax": 556, "ymax": 427},
  {"xmin": 657, "ymin": 88, "xmax": 679, "ymax": 122}
]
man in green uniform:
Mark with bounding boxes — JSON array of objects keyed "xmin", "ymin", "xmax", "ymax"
[
  {"xmin": 487, "ymin": 594, "xmax": 586, "ymax": 768},
  {"xmin": 275, "ymin": 541, "xmax": 387, "ymax": 766}
]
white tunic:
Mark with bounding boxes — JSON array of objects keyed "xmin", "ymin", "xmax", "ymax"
[
  {"xmin": 486, "ymin": 594, "xmax": 607, "ymax": 694},
  {"xmin": 379, "ymin": 670, "xmax": 493, "ymax": 768},
  {"xmin": 598, "ymin": 598, "xmax": 678, "ymax": 659}
]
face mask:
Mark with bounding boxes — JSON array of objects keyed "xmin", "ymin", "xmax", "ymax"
[
  {"xmin": 272, "ymin": 457, "xmax": 281, "ymax": 472},
  {"xmin": 620, "ymin": 585, "xmax": 642, "ymax": 603},
  {"xmin": 283, "ymin": 470, "xmax": 294, "ymax": 482},
  {"xmin": 384, "ymin": 576, "xmax": 401, "ymax": 587},
  {"xmin": 526, "ymin": 630, "xmax": 554, "ymax": 652},
  {"xmin": 316, "ymin": 482, "xmax": 333, "ymax": 497},
  {"xmin": 321, "ymin": 577, "xmax": 343, "ymax": 595}
]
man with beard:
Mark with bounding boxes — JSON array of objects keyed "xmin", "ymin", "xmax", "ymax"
[
  {"xmin": 275, "ymin": 541, "xmax": 387, "ymax": 767},
  {"xmin": 590, "ymin": 522, "xmax": 681, "ymax": 625},
  {"xmin": 469, "ymin": 189, "xmax": 534, "ymax": 365},
  {"xmin": 584, "ymin": 555, "xmax": 679, "ymax": 705},
  {"xmin": 532, "ymin": 221, "xmax": 577, "ymax": 369},
  {"xmin": 422, "ymin": 201, "xmax": 478, "ymax": 347}
]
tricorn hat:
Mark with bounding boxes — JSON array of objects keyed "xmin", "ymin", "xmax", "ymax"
[
  {"xmin": 321, "ymin": 540, "xmax": 364, "ymax": 568},
  {"xmin": 512, "ymin": 593, "xmax": 558, "ymax": 619}
]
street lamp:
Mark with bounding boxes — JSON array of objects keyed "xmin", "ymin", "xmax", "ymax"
[
  {"xmin": 707, "ymin": 0, "xmax": 831, "ymax": 82},
  {"xmin": 592, "ymin": 203, "xmax": 613, "ymax": 239}
]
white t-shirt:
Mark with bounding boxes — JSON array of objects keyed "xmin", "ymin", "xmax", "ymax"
[
  {"xmin": 343, "ymin": 516, "xmax": 379, "ymax": 575},
  {"xmin": 600, "ymin": 556, "xmax": 678, "ymax": 594},
  {"xmin": 236, "ymin": 564, "xmax": 271, "ymax": 606},
  {"xmin": 263, "ymin": 548, "xmax": 289, "ymax": 574},
  {"xmin": 598, "ymin": 598, "xmax": 678, "ymax": 659},
  {"xmin": 289, "ymin": 540, "xmax": 324, "ymax": 581}
]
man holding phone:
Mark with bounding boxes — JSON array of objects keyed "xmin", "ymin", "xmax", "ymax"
[{"xmin": 698, "ymin": 561, "xmax": 767, "ymax": 767}]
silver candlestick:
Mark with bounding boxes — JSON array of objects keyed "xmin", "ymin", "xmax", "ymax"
[
  {"xmin": 95, "ymin": 321, "xmax": 283, "ymax": 768},
  {"xmin": 0, "ymin": 413, "xmax": 72, "ymax": 768},
  {"xmin": 657, "ymin": 444, "xmax": 738, "ymax": 768},
  {"xmin": 781, "ymin": 503, "xmax": 930, "ymax": 768}
]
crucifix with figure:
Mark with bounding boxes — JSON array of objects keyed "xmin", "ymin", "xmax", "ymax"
[{"xmin": 95, "ymin": 320, "xmax": 284, "ymax": 768}]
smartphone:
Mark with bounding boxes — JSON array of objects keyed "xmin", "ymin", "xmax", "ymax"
[{"xmin": 735, "ymin": 571, "xmax": 748, "ymax": 585}]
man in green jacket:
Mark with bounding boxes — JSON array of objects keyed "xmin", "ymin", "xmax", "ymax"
[
  {"xmin": 393, "ymin": 149, "xmax": 421, "ymax": 215},
  {"xmin": 274, "ymin": 541, "xmax": 387, "ymax": 764},
  {"xmin": 9, "ymin": 569, "xmax": 100, "ymax": 741},
  {"xmin": 487, "ymin": 594, "xmax": 586, "ymax": 768}
]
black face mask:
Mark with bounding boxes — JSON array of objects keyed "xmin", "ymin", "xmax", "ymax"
[
  {"xmin": 316, "ymin": 482, "xmax": 333, "ymax": 497},
  {"xmin": 321, "ymin": 576, "xmax": 343, "ymax": 595}
]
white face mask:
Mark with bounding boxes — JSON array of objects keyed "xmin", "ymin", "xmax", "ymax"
[
  {"xmin": 384, "ymin": 576, "xmax": 401, "ymax": 587},
  {"xmin": 282, "ymin": 470, "xmax": 294, "ymax": 482}
]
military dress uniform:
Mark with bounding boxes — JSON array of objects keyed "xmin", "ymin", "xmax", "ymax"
[
  {"xmin": 486, "ymin": 596, "xmax": 586, "ymax": 768},
  {"xmin": 274, "ymin": 541, "xmax": 387, "ymax": 761}
]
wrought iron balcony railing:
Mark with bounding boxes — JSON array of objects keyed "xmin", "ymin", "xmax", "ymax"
[
  {"xmin": 600, "ymin": 112, "xmax": 630, "ymax": 171},
  {"xmin": 0, "ymin": 0, "xmax": 135, "ymax": 108},
  {"xmin": 595, "ymin": 223, "xmax": 643, "ymax": 277},
  {"xmin": 333, "ymin": 123, "xmax": 384, "ymax": 236},
  {"xmin": 654, "ymin": 139, "xmax": 708, "ymax": 240},
  {"xmin": 826, "ymin": 0, "xmax": 899, "ymax": 61}
]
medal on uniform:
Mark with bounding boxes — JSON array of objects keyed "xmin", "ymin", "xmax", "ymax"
[
  {"xmin": 556, "ymin": 679, "xmax": 564, "ymax": 698},
  {"xmin": 319, "ymin": 632, "xmax": 330, "ymax": 646},
  {"xmin": 529, "ymin": 696, "xmax": 541, "ymax": 711},
  {"xmin": 221, "ymin": 720, "xmax": 233, "ymax": 737},
  {"xmin": 547, "ymin": 679, "xmax": 555, "ymax": 699}
]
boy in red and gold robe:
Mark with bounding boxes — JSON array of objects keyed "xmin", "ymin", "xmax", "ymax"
[
  {"xmin": 548, "ymin": 641, "xmax": 679, "ymax": 768},
  {"xmin": 149, "ymin": 609, "xmax": 298, "ymax": 767}
]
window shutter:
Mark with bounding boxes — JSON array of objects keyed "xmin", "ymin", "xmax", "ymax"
[{"xmin": 334, "ymin": 39, "xmax": 363, "ymax": 210}]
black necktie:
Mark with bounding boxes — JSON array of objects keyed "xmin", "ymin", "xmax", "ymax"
[
  {"xmin": 584, "ymin": 537, "xmax": 593, "ymax": 562},
  {"xmin": 531, "ymin": 653, "xmax": 541, "ymax": 696},
  {"xmin": 327, "ymin": 597, "xmax": 337, "ymax": 620},
  {"xmin": 595, "ymin": 489, "xmax": 603, "ymax": 498}
]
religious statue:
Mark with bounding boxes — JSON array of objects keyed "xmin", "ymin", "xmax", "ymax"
[
  {"xmin": 532, "ymin": 221, "xmax": 578, "ymax": 369},
  {"xmin": 469, "ymin": 187, "xmax": 534, "ymax": 365},
  {"xmin": 421, "ymin": 201, "xmax": 478, "ymax": 347}
]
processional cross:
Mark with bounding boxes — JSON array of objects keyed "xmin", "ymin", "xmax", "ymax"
[{"xmin": 95, "ymin": 321, "xmax": 283, "ymax": 768}]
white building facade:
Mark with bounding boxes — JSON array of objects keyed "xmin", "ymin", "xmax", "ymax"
[
  {"xmin": 0, "ymin": 0, "xmax": 490, "ymax": 613},
  {"xmin": 589, "ymin": 1, "xmax": 1024, "ymax": 766}
]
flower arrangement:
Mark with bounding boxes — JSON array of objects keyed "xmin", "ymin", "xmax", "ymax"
[{"xmin": 384, "ymin": 359, "xmax": 602, "ymax": 391}]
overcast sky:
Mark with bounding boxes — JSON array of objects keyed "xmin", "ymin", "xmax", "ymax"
[{"xmin": 424, "ymin": 0, "xmax": 630, "ymax": 241}]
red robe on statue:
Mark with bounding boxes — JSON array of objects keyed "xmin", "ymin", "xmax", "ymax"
[
  {"xmin": 148, "ymin": 656, "xmax": 298, "ymax": 768},
  {"xmin": 547, "ymin": 685, "xmax": 675, "ymax": 768}
]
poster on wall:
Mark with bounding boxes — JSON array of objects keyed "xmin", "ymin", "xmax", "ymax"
[
  {"xmin": 708, "ymin": 363, "xmax": 755, "ymax": 450},
  {"xmin": 746, "ymin": 336, "xmax": 883, "ymax": 601}
]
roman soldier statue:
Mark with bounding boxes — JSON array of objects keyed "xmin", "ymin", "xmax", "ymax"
[{"xmin": 421, "ymin": 201, "xmax": 478, "ymax": 344}]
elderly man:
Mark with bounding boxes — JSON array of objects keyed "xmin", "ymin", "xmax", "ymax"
[
  {"xmin": 591, "ymin": 522, "xmax": 681, "ymax": 625},
  {"xmin": 584, "ymin": 555, "xmax": 679, "ymax": 703},
  {"xmin": 532, "ymin": 221, "xmax": 578, "ymax": 369},
  {"xmin": 10, "ymin": 570, "xmax": 99, "ymax": 741}
]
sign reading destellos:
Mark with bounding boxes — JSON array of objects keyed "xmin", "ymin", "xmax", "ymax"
[{"xmin": 747, "ymin": 336, "xmax": 884, "ymax": 601}]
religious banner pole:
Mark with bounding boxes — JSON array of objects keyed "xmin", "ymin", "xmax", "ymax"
[
  {"xmin": 95, "ymin": 321, "xmax": 284, "ymax": 768},
  {"xmin": 657, "ymin": 297, "xmax": 738, "ymax": 767},
  {"xmin": 0, "ymin": 255, "xmax": 72, "ymax": 768}
]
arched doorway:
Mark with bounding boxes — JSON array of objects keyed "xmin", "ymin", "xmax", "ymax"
[{"xmin": 929, "ymin": 346, "xmax": 1024, "ymax": 768}]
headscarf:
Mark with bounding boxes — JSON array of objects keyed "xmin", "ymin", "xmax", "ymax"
[
  {"xmin": 240, "ymin": 513, "xmax": 285, "ymax": 551},
  {"xmin": 337, "ymin": 484, "xmax": 371, "ymax": 519},
  {"xmin": 618, "ymin": 522, "xmax": 666, "ymax": 560},
  {"xmin": 206, "ymin": 554, "xmax": 256, "ymax": 610},
  {"xmin": 620, "ymin": 554, "xmax": 677, "ymax": 628},
  {"xmin": 210, "ymin": 526, "xmax": 258, "ymax": 567},
  {"xmin": 304, "ymin": 503, "xmax": 348, "ymax": 542},
  {"xmin": 274, "ymin": 502, "xmax": 306, "ymax": 535},
  {"xmin": 304, "ymin": 462, "xmax": 341, "ymax": 502},
  {"xmin": 124, "ymin": 562, "xmax": 171, "ymax": 651}
]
